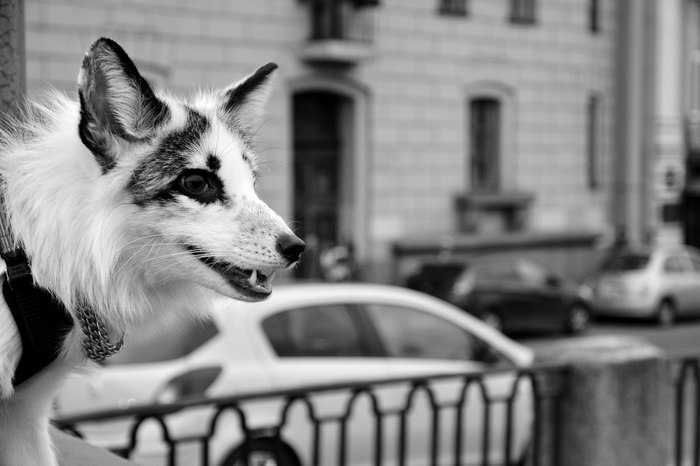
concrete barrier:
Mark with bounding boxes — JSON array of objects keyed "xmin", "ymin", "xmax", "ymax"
[
  {"xmin": 52, "ymin": 428, "xmax": 136, "ymax": 465},
  {"xmin": 535, "ymin": 335, "xmax": 671, "ymax": 466}
]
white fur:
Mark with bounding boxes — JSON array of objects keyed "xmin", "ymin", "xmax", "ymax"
[{"xmin": 0, "ymin": 39, "xmax": 298, "ymax": 465}]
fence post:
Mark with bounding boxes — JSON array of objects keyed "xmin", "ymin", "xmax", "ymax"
[{"xmin": 535, "ymin": 335, "xmax": 670, "ymax": 466}]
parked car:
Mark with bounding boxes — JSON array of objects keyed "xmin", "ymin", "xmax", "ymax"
[
  {"xmin": 405, "ymin": 257, "xmax": 591, "ymax": 335},
  {"xmin": 582, "ymin": 244, "xmax": 700, "ymax": 326},
  {"xmin": 54, "ymin": 283, "xmax": 535, "ymax": 466}
]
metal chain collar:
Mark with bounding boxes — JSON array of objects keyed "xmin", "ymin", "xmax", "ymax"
[{"xmin": 75, "ymin": 305, "xmax": 125, "ymax": 363}]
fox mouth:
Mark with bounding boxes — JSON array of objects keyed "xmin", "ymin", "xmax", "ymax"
[{"xmin": 185, "ymin": 245, "xmax": 276, "ymax": 300}]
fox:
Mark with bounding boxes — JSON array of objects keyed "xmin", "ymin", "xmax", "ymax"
[{"xmin": 0, "ymin": 37, "xmax": 304, "ymax": 465}]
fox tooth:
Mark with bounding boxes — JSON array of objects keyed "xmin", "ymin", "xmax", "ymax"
[
  {"xmin": 248, "ymin": 269, "xmax": 258, "ymax": 286},
  {"xmin": 268, "ymin": 270, "xmax": 277, "ymax": 282}
]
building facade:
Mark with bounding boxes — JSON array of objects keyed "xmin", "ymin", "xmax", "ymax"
[{"xmin": 24, "ymin": 0, "xmax": 624, "ymax": 282}]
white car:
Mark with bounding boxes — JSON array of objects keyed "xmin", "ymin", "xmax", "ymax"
[
  {"xmin": 583, "ymin": 244, "xmax": 700, "ymax": 326},
  {"xmin": 54, "ymin": 283, "xmax": 535, "ymax": 466}
]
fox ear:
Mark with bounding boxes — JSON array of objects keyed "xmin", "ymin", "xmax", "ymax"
[
  {"xmin": 219, "ymin": 63, "xmax": 277, "ymax": 137},
  {"xmin": 78, "ymin": 37, "xmax": 170, "ymax": 170}
]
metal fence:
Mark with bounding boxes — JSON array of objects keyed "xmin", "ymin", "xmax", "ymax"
[{"xmin": 55, "ymin": 364, "xmax": 569, "ymax": 466}]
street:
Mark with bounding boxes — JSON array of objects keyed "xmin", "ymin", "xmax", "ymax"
[{"xmin": 521, "ymin": 317, "xmax": 700, "ymax": 356}]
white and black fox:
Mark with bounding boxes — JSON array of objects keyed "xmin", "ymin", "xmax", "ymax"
[{"xmin": 0, "ymin": 37, "xmax": 304, "ymax": 465}]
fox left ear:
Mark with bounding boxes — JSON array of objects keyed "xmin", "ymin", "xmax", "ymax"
[
  {"xmin": 219, "ymin": 63, "xmax": 277, "ymax": 137},
  {"xmin": 78, "ymin": 38, "xmax": 170, "ymax": 171}
]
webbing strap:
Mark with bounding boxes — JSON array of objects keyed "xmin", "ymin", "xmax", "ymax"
[{"xmin": 3, "ymin": 250, "xmax": 73, "ymax": 387}]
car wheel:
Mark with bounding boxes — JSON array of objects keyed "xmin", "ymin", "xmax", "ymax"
[
  {"xmin": 565, "ymin": 303, "xmax": 591, "ymax": 335},
  {"xmin": 656, "ymin": 300, "xmax": 676, "ymax": 327},
  {"xmin": 220, "ymin": 438, "xmax": 300, "ymax": 466},
  {"xmin": 481, "ymin": 310, "xmax": 503, "ymax": 332}
]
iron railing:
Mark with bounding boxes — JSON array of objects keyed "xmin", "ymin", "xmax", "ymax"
[{"xmin": 55, "ymin": 364, "xmax": 569, "ymax": 466}]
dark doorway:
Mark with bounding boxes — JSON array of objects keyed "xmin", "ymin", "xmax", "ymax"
[{"xmin": 293, "ymin": 91, "xmax": 352, "ymax": 278}]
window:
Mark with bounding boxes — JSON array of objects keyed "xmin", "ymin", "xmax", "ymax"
[
  {"xmin": 262, "ymin": 305, "xmax": 365, "ymax": 357},
  {"xmin": 587, "ymin": 94, "xmax": 601, "ymax": 190},
  {"xmin": 510, "ymin": 0, "xmax": 536, "ymax": 24},
  {"xmin": 589, "ymin": 0, "xmax": 601, "ymax": 33},
  {"xmin": 689, "ymin": 254, "xmax": 700, "ymax": 273},
  {"xmin": 603, "ymin": 254, "xmax": 650, "ymax": 272},
  {"xmin": 663, "ymin": 256, "xmax": 688, "ymax": 274},
  {"xmin": 661, "ymin": 203, "xmax": 680, "ymax": 224},
  {"xmin": 516, "ymin": 261, "xmax": 551, "ymax": 287},
  {"xmin": 470, "ymin": 98, "xmax": 501, "ymax": 191},
  {"xmin": 439, "ymin": 0, "xmax": 468, "ymax": 16},
  {"xmin": 106, "ymin": 319, "xmax": 218, "ymax": 365},
  {"xmin": 364, "ymin": 304, "xmax": 482, "ymax": 361}
]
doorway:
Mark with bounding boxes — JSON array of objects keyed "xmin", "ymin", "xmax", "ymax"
[{"xmin": 293, "ymin": 91, "xmax": 354, "ymax": 279}]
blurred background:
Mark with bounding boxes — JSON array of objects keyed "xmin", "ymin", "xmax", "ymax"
[{"xmin": 17, "ymin": 0, "xmax": 689, "ymax": 285}]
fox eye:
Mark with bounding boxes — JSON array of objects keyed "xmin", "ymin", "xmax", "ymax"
[
  {"xmin": 176, "ymin": 170, "xmax": 222, "ymax": 203},
  {"xmin": 182, "ymin": 173, "xmax": 209, "ymax": 194}
]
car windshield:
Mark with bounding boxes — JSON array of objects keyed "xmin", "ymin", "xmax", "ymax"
[
  {"xmin": 406, "ymin": 263, "xmax": 467, "ymax": 299},
  {"xmin": 602, "ymin": 253, "xmax": 650, "ymax": 271},
  {"xmin": 105, "ymin": 319, "xmax": 219, "ymax": 365}
]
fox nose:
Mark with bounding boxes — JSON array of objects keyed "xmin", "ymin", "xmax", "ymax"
[{"xmin": 277, "ymin": 234, "xmax": 305, "ymax": 264}]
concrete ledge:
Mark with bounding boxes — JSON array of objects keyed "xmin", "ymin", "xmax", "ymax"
[
  {"xmin": 536, "ymin": 336, "xmax": 670, "ymax": 466},
  {"xmin": 52, "ymin": 428, "xmax": 136, "ymax": 465}
]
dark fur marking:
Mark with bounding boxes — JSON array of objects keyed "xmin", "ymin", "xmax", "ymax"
[
  {"xmin": 206, "ymin": 154, "xmax": 221, "ymax": 171},
  {"xmin": 128, "ymin": 109, "xmax": 210, "ymax": 206}
]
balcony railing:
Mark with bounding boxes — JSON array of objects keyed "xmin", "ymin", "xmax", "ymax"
[{"xmin": 300, "ymin": 0, "xmax": 379, "ymax": 65}]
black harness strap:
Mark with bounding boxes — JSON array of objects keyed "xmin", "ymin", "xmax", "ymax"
[{"xmin": 3, "ymin": 249, "xmax": 73, "ymax": 387}]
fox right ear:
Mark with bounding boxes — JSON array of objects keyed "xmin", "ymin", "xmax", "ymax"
[
  {"xmin": 219, "ymin": 63, "xmax": 277, "ymax": 138},
  {"xmin": 78, "ymin": 38, "xmax": 170, "ymax": 171}
]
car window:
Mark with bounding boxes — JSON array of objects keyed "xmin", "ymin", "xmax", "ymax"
[
  {"xmin": 663, "ymin": 256, "xmax": 689, "ymax": 274},
  {"xmin": 364, "ymin": 304, "xmax": 496, "ymax": 363},
  {"xmin": 516, "ymin": 261, "xmax": 550, "ymax": 286},
  {"xmin": 690, "ymin": 255, "xmax": 700, "ymax": 273},
  {"xmin": 473, "ymin": 262, "xmax": 518, "ymax": 284},
  {"xmin": 105, "ymin": 319, "xmax": 219, "ymax": 365},
  {"xmin": 407, "ymin": 264, "xmax": 466, "ymax": 299},
  {"xmin": 262, "ymin": 305, "xmax": 364, "ymax": 357},
  {"xmin": 603, "ymin": 253, "xmax": 650, "ymax": 271}
]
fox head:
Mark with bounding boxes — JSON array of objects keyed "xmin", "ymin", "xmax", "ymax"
[{"xmin": 74, "ymin": 38, "xmax": 304, "ymax": 304}]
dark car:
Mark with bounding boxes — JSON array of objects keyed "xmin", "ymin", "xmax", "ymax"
[{"xmin": 405, "ymin": 257, "xmax": 591, "ymax": 335}]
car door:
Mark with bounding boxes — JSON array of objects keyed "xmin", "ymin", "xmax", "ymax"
[
  {"xmin": 360, "ymin": 303, "xmax": 532, "ymax": 466},
  {"xmin": 255, "ymin": 303, "xmax": 390, "ymax": 387},
  {"xmin": 470, "ymin": 261, "xmax": 524, "ymax": 330},
  {"xmin": 512, "ymin": 260, "xmax": 568, "ymax": 331},
  {"xmin": 661, "ymin": 254, "xmax": 696, "ymax": 314},
  {"xmin": 249, "ymin": 303, "xmax": 394, "ymax": 466},
  {"xmin": 55, "ymin": 318, "xmax": 221, "ymax": 417},
  {"xmin": 53, "ymin": 318, "xmax": 223, "ymax": 455}
]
